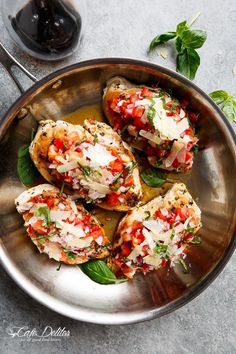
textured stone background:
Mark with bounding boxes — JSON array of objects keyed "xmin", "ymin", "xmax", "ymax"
[{"xmin": 0, "ymin": 0, "xmax": 235, "ymax": 353}]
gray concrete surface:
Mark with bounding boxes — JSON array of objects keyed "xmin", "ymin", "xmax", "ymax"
[{"xmin": 0, "ymin": 0, "xmax": 235, "ymax": 353}]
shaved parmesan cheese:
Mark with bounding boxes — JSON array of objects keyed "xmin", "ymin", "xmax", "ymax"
[
  {"xmin": 139, "ymin": 130, "xmax": 162, "ymax": 144},
  {"xmin": 165, "ymin": 140, "xmax": 185, "ymax": 167},
  {"xmin": 143, "ymin": 219, "xmax": 165, "ymax": 235},
  {"xmin": 135, "ymin": 99, "xmax": 151, "ymax": 107},
  {"xmin": 43, "ymin": 243, "xmax": 62, "ymax": 261},
  {"xmin": 143, "ymin": 255, "xmax": 161, "ymax": 267},
  {"xmin": 83, "ymin": 144, "xmax": 116, "ymax": 168},
  {"xmin": 70, "ymin": 200, "xmax": 78, "ymax": 214},
  {"xmin": 80, "ymin": 179, "xmax": 110, "ymax": 195},
  {"xmin": 56, "ymin": 220, "xmax": 85, "ymax": 238},
  {"xmin": 95, "ymin": 236, "xmax": 103, "ymax": 245},
  {"xmin": 127, "ymin": 245, "xmax": 142, "ymax": 262},
  {"xmin": 65, "ymin": 235, "xmax": 93, "ymax": 249},
  {"xmin": 50, "ymin": 210, "xmax": 71, "ymax": 222},
  {"xmin": 176, "ymin": 118, "xmax": 189, "ymax": 135},
  {"xmin": 57, "ymin": 160, "xmax": 78, "ymax": 173},
  {"xmin": 142, "ymin": 228, "xmax": 156, "ymax": 249}
]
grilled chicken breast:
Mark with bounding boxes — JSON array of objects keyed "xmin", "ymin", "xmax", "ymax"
[
  {"xmin": 110, "ymin": 183, "xmax": 202, "ymax": 278},
  {"xmin": 15, "ymin": 184, "xmax": 110, "ymax": 264},
  {"xmin": 103, "ymin": 76, "xmax": 199, "ymax": 172},
  {"xmin": 29, "ymin": 119, "xmax": 142, "ymax": 211}
]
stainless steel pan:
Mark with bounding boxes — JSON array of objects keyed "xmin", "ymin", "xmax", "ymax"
[{"xmin": 0, "ymin": 42, "xmax": 235, "ymax": 325}]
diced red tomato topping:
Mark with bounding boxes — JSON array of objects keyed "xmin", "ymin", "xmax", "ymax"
[
  {"xmin": 155, "ymin": 210, "xmax": 167, "ymax": 220},
  {"xmin": 47, "ymin": 199, "xmax": 54, "ymax": 208},
  {"xmin": 54, "ymin": 138, "xmax": 64, "ymax": 151},
  {"xmin": 172, "ymin": 158, "xmax": 180, "ymax": 169},
  {"xmin": 121, "ymin": 243, "xmax": 131, "ymax": 257},
  {"xmin": 176, "ymin": 207, "xmax": 190, "ymax": 220},
  {"xmin": 141, "ymin": 87, "xmax": 152, "ymax": 97},
  {"xmin": 123, "ymin": 176, "xmax": 134, "ymax": 187},
  {"xmin": 107, "ymin": 192, "xmax": 120, "ymax": 206},
  {"xmin": 185, "ymin": 151, "xmax": 192, "ymax": 162},
  {"xmin": 32, "ymin": 220, "xmax": 48, "ymax": 234},
  {"xmin": 109, "ymin": 158, "xmax": 124, "ymax": 173},
  {"xmin": 133, "ymin": 106, "xmax": 144, "ymax": 119}
]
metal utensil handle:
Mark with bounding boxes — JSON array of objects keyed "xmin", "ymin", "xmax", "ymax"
[{"xmin": 0, "ymin": 42, "xmax": 38, "ymax": 93}]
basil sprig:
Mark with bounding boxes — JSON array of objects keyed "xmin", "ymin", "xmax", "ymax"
[
  {"xmin": 80, "ymin": 260, "xmax": 127, "ymax": 285},
  {"xmin": 17, "ymin": 145, "xmax": 40, "ymax": 186},
  {"xmin": 209, "ymin": 90, "xmax": 236, "ymax": 122},
  {"xmin": 148, "ymin": 13, "xmax": 207, "ymax": 80},
  {"xmin": 141, "ymin": 168, "xmax": 166, "ymax": 187}
]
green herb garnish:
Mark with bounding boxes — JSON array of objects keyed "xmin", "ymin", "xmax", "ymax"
[
  {"xmin": 209, "ymin": 90, "xmax": 236, "ymax": 122},
  {"xmin": 80, "ymin": 260, "xmax": 127, "ymax": 285},
  {"xmin": 17, "ymin": 145, "xmax": 40, "ymax": 186},
  {"xmin": 170, "ymin": 226, "xmax": 175, "ymax": 240},
  {"xmin": 147, "ymin": 100, "xmax": 156, "ymax": 128},
  {"xmin": 93, "ymin": 134, "xmax": 99, "ymax": 144},
  {"xmin": 141, "ymin": 168, "xmax": 166, "ymax": 187},
  {"xmin": 36, "ymin": 206, "xmax": 51, "ymax": 227},
  {"xmin": 145, "ymin": 211, "xmax": 151, "ymax": 220},
  {"xmin": 110, "ymin": 179, "xmax": 121, "ymax": 192},
  {"xmin": 155, "ymin": 243, "xmax": 168, "ymax": 256},
  {"xmin": 67, "ymin": 251, "xmax": 77, "ymax": 260},
  {"xmin": 148, "ymin": 13, "xmax": 207, "ymax": 80},
  {"xmin": 179, "ymin": 258, "xmax": 190, "ymax": 273}
]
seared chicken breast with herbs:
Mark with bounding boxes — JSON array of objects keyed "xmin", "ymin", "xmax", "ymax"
[
  {"xmin": 103, "ymin": 77, "xmax": 199, "ymax": 172},
  {"xmin": 15, "ymin": 184, "xmax": 110, "ymax": 264},
  {"xmin": 29, "ymin": 119, "xmax": 142, "ymax": 211},
  {"xmin": 110, "ymin": 183, "xmax": 202, "ymax": 278}
]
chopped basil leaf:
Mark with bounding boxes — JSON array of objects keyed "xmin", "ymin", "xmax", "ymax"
[
  {"xmin": 80, "ymin": 260, "xmax": 127, "ymax": 285},
  {"xmin": 110, "ymin": 179, "xmax": 121, "ymax": 192},
  {"xmin": 170, "ymin": 226, "xmax": 175, "ymax": 240},
  {"xmin": 191, "ymin": 144, "xmax": 199, "ymax": 154},
  {"xmin": 17, "ymin": 145, "xmax": 40, "ymax": 186},
  {"xmin": 60, "ymin": 181, "xmax": 65, "ymax": 195},
  {"xmin": 36, "ymin": 206, "xmax": 51, "ymax": 227},
  {"xmin": 179, "ymin": 258, "xmax": 190, "ymax": 273},
  {"xmin": 155, "ymin": 243, "xmax": 168, "ymax": 256},
  {"xmin": 145, "ymin": 211, "xmax": 151, "ymax": 220},
  {"xmin": 93, "ymin": 134, "xmax": 99, "ymax": 144},
  {"xmin": 67, "ymin": 251, "xmax": 76, "ymax": 260},
  {"xmin": 141, "ymin": 168, "xmax": 166, "ymax": 187},
  {"xmin": 185, "ymin": 235, "xmax": 202, "ymax": 244}
]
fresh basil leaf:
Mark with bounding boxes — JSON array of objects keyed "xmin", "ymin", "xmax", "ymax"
[
  {"xmin": 141, "ymin": 168, "xmax": 166, "ymax": 187},
  {"xmin": 209, "ymin": 90, "xmax": 229, "ymax": 105},
  {"xmin": 17, "ymin": 145, "xmax": 40, "ymax": 186},
  {"xmin": 180, "ymin": 30, "xmax": 207, "ymax": 49},
  {"xmin": 145, "ymin": 211, "xmax": 151, "ymax": 220},
  {"xmin": 148, "ymin": 32, "xmax": 176, "ymax": 51},
  {"xmin": 147, "ymin": 104, "xmax": 156, "ymax": 128},
  {"xmin": 222, "ymin": 98, "xmax": 236, "ymax": 122},
  {"xmin": 176, "ymin": 20, "xmax": 188, "ymax": 36},
  {"xmin": 80, "ymin": 260, "xmax": 127, "ymax": 285},
  {"xmin": 175, "ymin": 37, "xmax": 184, "ymax": 53},
  {"xmin": 36, "ymin": 206, "xmax": 51, "ymax": 227},
  {"xmin": 209, "ymin": 90, "xmax": 236, "ymax": 122},
  {"xmin": 177, "ymin": 48, "xmax": 200, "ymax": 80}
]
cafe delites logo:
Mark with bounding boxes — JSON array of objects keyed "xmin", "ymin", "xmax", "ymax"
[{"xmin": 6, "ymin": 325, "xmax": 70, "ymax": 342}]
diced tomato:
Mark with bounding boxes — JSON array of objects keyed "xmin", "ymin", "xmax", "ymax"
[
  {"xmin": 142, "ymin": 264, "xmax": 150, "ymax": 273},
  {"xmin": 188, "ymin": 111, "xmax": 199, "ymax": 123},
  {"xmin": 123, "ymin": 176, "xmax": 134, "ymax": 187},
  {"xmin": 145, "ymin": 146, "xmax": 156, "ymax": 156},
  {"xmin": 131, "ymin": 221, "xmax": 143, "ymax": 234},
  {"xmin": 176, "ymin": 207, "xmax": 190, "ymax": 220},
  {"xmin": 156, "ymin": 148, "xmax": 166, "ymax": 158},
  {"xmin": 185, "ymin": 151, "xmax": 192, "ymax": 162},
  {"xmin": 121, "ymin": 264, "xmax": 133, "ymax": 276},
  {"xmin": 113, "ymin": 120, "xmax": 123, "ymax": 131},
  {"xmin": 83, "ymin": 215, "xmax": 91, "ymax": 225},
  {"xmin": 121, "ymin": 243, "xmax": 131, "ymax": 257},
  {"xmin": 54, "ymin": 138, "xmax": 64, "ymax": 151},
  {"xmin": 129, "ymin": 94, "xmax": 136, "ymax": 103},
  {"xmin": 32, "ymin": 220, "xmax": 48, "ymax": 234},
  {"xmin": 133, "ymin": 106, "xmax": 144, "ymax": 119},
  {"xmin": 141, "ymin": 87, "xmax": 152, "ymax": 98},
  {"xmin": 110, "ymin": 99, "xmax": 119, "ymax": 111},
  {"xmin": 167, "ymin": 212, "xmax": 176, "ymax": 225},
  {"xmin": 172, "ymin": 158, "xmax": 180, "ymax": 169},
  {"xmin": 109, "ymin": 158, "xmax": 124, "ymax": 173},
  {"xmin": 47, "ymin": 199, "xmax": 54, "ymax": 208},
  {"xmin": 185, "ymin": 128, "xmax": 194, "ymax": 137},
  {"xmin": 142, "ymin": 244, "xmax": 149, "ymax": 256},
  {"xmin": 161, "ymin": 259, "xmax": 167, "ymax": 267},
  {"xmin": 132, "ymin": 230, "xmax": 145, "ymax": 246},
  {"xmin": 155, "ymin": 210, "xmax": 167, "ymax": 220},
  {"xmin": 27, "ymin": 225, "xmax": 35, "ymax": 237},
  {"xmin": 107, "ymin": 192, "xmax": 120, "ymax": 206},
  {"xmin": 90, "ymin": 229, "xmax": 103, "ymax": 239},
  {"xmin": 166, "ymin": 111, "xmax": 174, "ymax": 117},
  {"xmin": 183, "ymin": 233, "xmax": 193, "ymax": 241}
]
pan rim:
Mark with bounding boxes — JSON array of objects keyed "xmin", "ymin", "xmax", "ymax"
[{"xmin": 0, "ymin": 57, "xmax": 235, "ymax": 324}]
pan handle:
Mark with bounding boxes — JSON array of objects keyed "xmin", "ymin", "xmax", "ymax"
[{"xmin": 0, "ymin": 42, "xmax": 38, "ymax": 93}]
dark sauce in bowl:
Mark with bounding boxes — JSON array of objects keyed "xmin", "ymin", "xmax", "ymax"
[{"xmin": 10, "ymin": 0, "xmax": 82, "ymax": 58}]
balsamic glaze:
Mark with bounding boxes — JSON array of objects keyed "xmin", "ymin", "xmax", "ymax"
[{"xmin": 11, "ymin": 0, "xmax": 82, "ymax": 57}]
